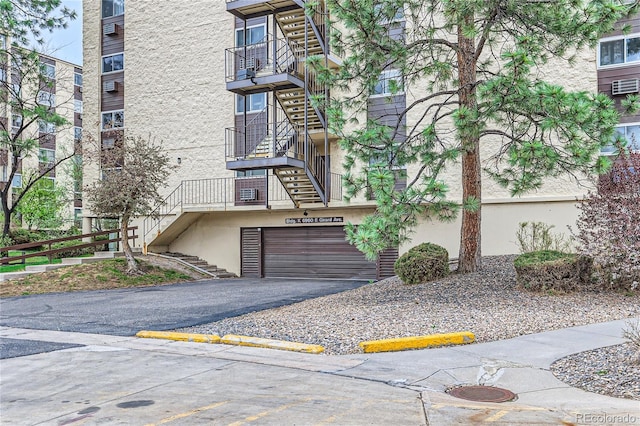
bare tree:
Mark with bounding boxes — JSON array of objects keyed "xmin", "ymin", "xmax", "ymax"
[{"xmin": 84, "ymin": 134, "xmax": 174, "ymax": 274}]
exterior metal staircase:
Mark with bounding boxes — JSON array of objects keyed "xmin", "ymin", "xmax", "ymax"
[{"xmin": 225, "ymin": 0, "xmax": 336, "ymax": 208}]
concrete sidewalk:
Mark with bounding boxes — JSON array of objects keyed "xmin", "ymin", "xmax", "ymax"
[{"xmin": 1, "ymin": 319, "xmax": 638, "ymax": 425}]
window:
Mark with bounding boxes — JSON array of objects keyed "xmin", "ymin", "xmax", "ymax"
[
  {"xmin": 74, "ymin": 100, "xmax": 83, "ymax": 113},
  {"xmin": 0, "ymin": 67, "xmax": 6, "ymax": 82},
  {"xmin": 0, "ymin": 35, "xmax": 5, "ymax": 49},
  {"xmin": 39, "ymin": 148, "xmax": 55, "ymax": 164},
  {"xmin": 74, "ymin": 127, "xmax": 82, "ymax": 141},
  {"xmin": 38, "ymin": 120, "xmax": 56, "ymax": 134},
  {"xmin": 102, "ymin": 0, "xmax": 124, "ymax": 18},
  {"xmin": 74, "ymin": 72, "xmax": 83, "ymax": 86},
  {"xmin": 372, "ymin": 69, "xmax": 403, "ymax": 96},
  {"xmin": 37, "ymin": 90, "xmax": 55, "ymax": 107},
  {"xmin": 11, "ymin": 173, "xmax": 22, "ymax": 188},
  {"xmin": 102, "ymin": 53, "xmax": 124, "ymax": 73},
  {"xmin": 41, "ymin": 62, "xmax": 56, "ymax": 79},
  {"xmin": 236, "ymin": 93, "xmax": 267, "ymax": 114},
  {"xmin": 235, "ymin": 24, "xmax": 266, "ymax": 46},
  {"xmin": 374, "ymin": 3, "xmax": 405, "ymax": 23},
  {"xmin": 101, "ymin": 110, "xmax": 124, "ymax": 130},
  {"xmin": 598, "ymin": 34, "xmax": 640, "ymax": 67},
  {"xmin": 236, "ymin": 170, "xmax": 267, "ymax": 177},
  {"xmin": 11, "ymin": 114, "xmax": 22, "ymax": 130},
  {"xmin": 602, "ymin": 123, "xmax": 640, "ymax": 154}
]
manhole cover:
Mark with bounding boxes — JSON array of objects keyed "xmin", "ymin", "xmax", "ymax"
[{"xmin": 448, "ymin": 385, "xmax": 516, "ymax": 403}]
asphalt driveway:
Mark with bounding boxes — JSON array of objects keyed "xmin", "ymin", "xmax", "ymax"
[{"xmin": 0, "ymin": 278, "xmax": 368, "ymax": 336}]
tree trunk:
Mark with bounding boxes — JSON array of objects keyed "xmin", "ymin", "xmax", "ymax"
[
  {"xmin": 2, "ymin": 191, "xmax": 11, "ymax": 239},
  {"xmin": 457, "ymin": 12, "xmax": 482, "ymax": 273},
  {"xmin": 121, "ymin": 215, "xmax": 140, "ymax": 274}
]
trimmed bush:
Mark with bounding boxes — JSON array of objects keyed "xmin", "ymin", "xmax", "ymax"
[
  {"xmin": 514, "ymin": 250, "xmax": 593, "ymax": 292},
  {"xmin": 394, "ymin": 242, "xmax": 449, "ymax": 284}
]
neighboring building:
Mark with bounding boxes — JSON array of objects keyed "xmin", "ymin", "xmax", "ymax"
[
  {"xmin": 0, "ymin": 35, "xmax": 83, "ymax": 228},
  {"xmin": 82, "ymin": 1, "xmax": 607, "ymax": 279},
  {"xmin": 597, "ymin": 13, "xmax": 640, "ymax": 153}
]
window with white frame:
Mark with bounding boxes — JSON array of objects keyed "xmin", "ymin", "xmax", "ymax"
[
  {"xmin": 41, "ymin": 62, "xmax": 55, "ymax": 79},
  {"xmin": 598, "ymin": 33, "xmax": 640, "ymax": 67},
  {"xmin": 372, "ymin": 69, "xmax": 403, "ymax": 96},
  {"xmin": 74, "ymin": 72, "xmax": 83, "ymax": 86},
  {"xmin": 102, "ymin": 0, "xmax": 124, "ymax": 18},
  {"xmin": 39, "ymin": 148, "xmax": 55, "ymax": 164},
  {"xmin": 37, "ymin": 90, "xmax": 55, "ymax": 107},
  {"xmin": 235, "ymin": 24, "xmax": 266, "ymax": 47},
  {"xmin": 0, "ymin": 67, "xmax": 6, "ymax": 82},
  {"xmin": 101, "ymin": 110, "xmax": 124, "ymax": 130},
  {"xmin": 102, "ymin": 53, "xmax": 124, "ymax": 73},
  {"xmin": 236, "ymin": 93, "xmax": 267, "ymax": 114},
  {"xmin": 11, "ymin": 173, "xmax": 22, "ymax": 188},
  {"xmin": 602, "ymin": 123, "xmax": 640, "ymax": 154},
  {"xmin": 38, "ymin": 120, "xmax": 56, "ymax": 134},
  {"xmin": 74, "ymin": 127, "xmax": 82, "ymax": 141},
  {"xmin": 74, "ymin": 99, "xmax": 83, "ymax": 113}
]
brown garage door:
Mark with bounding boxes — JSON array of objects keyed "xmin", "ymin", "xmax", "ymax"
[
  {"xmin": 263, "ymin": 226, "xmax": 377, "ymax": 279},
  {"xmin": 241, "ymin": 226, "xmax": 398, "ymax": 279}
]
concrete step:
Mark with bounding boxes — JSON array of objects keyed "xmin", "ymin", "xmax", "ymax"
[
  {"xmin": 0, "ymin": 271, "xmax": 34, "ymax": 282},
  {"xmin": 25, "ymin": 264, "xmax": 68, "ymax": 273}
]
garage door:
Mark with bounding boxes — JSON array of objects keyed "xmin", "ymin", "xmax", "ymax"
[
  {"xmin": 241, "ymin": 226, "xmax": 399, "ymax": 280},
  {"xmin": 262, "ymin": 227, "xmax": 377, "ymax": 279}
]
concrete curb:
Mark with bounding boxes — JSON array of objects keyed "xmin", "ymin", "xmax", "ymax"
[
  {"xmin": 359, "ymin": 331, "xmax": 475, "ymax": 353},
  {"xmin": 135, "ymin": 331, "xmax": 325, "ymax": 354},
  {"xmin": 136, "ymin": 330, "xmax": 221, "ymax": 344},
  {"xmin": 221, "ymin": 334, "xmax": 325, "ymax": 354}
]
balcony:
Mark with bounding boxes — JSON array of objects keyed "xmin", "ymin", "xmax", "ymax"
[{"xmin": 226, "ymin": 36, "xmax": 304, "ymax": 95}]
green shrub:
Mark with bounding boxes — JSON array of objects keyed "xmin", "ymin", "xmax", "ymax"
[
  {"xmin": 394, "ymin": 242, "xmax": 449, "ymax": 284},
  {"xmin": 9, "ymin": 228, "xmax": 42, "ymax": 245},
  {"xmin": 514, "ymin": 250, "xmax": 593, "ymax": 292}
]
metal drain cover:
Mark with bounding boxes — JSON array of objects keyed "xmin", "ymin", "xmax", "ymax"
[{"xmin": 448, "ymin": 385, "xmax": 516, "ymax": 403}]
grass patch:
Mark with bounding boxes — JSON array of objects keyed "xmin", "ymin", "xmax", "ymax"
[
  {"xmin": 0, "ymin": 251, "xmax": 63, "ymax": 273},
  {"xmin": 0, "ymin": 258, "xmax": 193, "ymax": 298}
]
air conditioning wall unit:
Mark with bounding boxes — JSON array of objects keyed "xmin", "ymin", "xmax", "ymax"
[
  {"xmin": 239, "ymin": 188, "xmax": 258, "ymax": 201},
  {"xmin": 239, "ymin": 57, "xmax": 259, "ymax": 70},
  {"xmin": 103, "ymin": 80, "xmax": 118, "ymax": 92},
  {"xmin": 611, "ymin": 79, "xmax": 639, "ymax": 96},
  {"xmin": 103, "ymin": 23, "xmax": 117, "ymax": 36}
]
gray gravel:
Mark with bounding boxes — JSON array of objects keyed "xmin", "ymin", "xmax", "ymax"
[
  {"xmin": 177, "ymin": 255, "xmax": 640, "ymax": 398},
  {"xmin": 552, "ymin": 343, "xmax": 640, "ymax": 400}
]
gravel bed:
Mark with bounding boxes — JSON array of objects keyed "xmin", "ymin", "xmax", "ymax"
[
  {"xmin": 551, "ymin": 343, "xmax": 640, "ymax": 400},
  {"xmin": 177, "ymin": 255, "xmax": 640, "ymax": 397}
]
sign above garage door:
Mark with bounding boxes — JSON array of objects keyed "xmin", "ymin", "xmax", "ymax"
[{"xmin": 285, "ymin": 217, "xmax": 343, "ymax": 224}]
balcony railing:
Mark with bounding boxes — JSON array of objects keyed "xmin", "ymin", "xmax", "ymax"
[
  {"xmin": 142, "ymin": 173, "xmax": 344, "ymax": 241},
  {"xmin": 225, "ymin": 36, "xmax": 303, "ymax": 83}
]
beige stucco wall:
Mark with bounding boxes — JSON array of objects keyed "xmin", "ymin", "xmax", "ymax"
[
  {"xmin": 168, "ymin": 206, "xmax": 377, "ymax": 275},
  {"xmin": 125, "ymin": 1, "xmax": 236, "ymax": 192},
  {"xmin": 81, "ymin": 1, "xmax": 102, "ymax": 221}
]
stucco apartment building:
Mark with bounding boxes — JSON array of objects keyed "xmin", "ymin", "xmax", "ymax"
[
  {"xmin": 0, "ymin": 35, "xmax": 83, "ymax": 228},
  {"xmin": 82, "ymin": 1, "xmax": 639, "ymax": 280}
]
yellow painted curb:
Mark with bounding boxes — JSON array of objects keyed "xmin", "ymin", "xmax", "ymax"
[
  {"xmin": 221, "ymin": 334, "xmax": 325, "ymax": 354},
  {"xmin": 359, "ymin": 331, "xmax": 475, "ymax": 353},
  {"xmin": 136, "ymin": 330, "xmax": 221, "ymax": 344}
]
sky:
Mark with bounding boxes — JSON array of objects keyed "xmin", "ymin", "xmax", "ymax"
[{"xmin": 38, "ymin": 0, "xmax": 83, "ymax": 66}]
